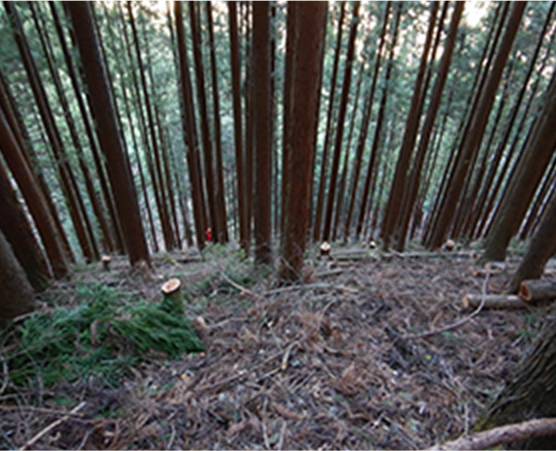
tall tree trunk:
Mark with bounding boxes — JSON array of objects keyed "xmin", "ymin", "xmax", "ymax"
[
  {"xmin": 228, "ymin": 2, "xmax": 248, "ymax": 252},
  {"xmin": 475, "ymin": 9, "xmax": 555, "ymax": 240},
  {"xmin": 253, "ymin": 2, "xmax": 272, "ymax": 265},
  {"xmin": 189, "ymin": 1, "xmax": 221, "ymax": 243},
  {"xmin": 332, "ymin": 61, "xmax": 365, "ymax": 242},
  {"xmin": 381, "ymin": 1, "xmax": 438, "ymax": 250},
  {"xmin": 0, "ymin": 229, "xmax": 36, "ymax": 327},
  {"xmin": 0, "ymin": 160, "xmax": 50, "ymax": 292},
  {"xmin": 394, "ymin": 2, "xmax": 464, "ymax": 250},
  {"xmin": 322, "ymin": 2, "xmax": 360, "ymax": 242},
  {"xmin": 0, "ymin": 68, "xmax": 74, "ymax": 265},
  {"xmin": 312, "ymin": 2, "xmax": 346, "ymax": 243},
  {"xmin": 519, "ymin": 157, "xmax": 556, "ymax": 240},
  {"xmin": 423, "ymin": 3, "xmax": 507, "ymax": 245},
  {"xmin": 426, "ymin": 2, "xmax": 526, "ymax": 250},
  {"xmin": 343, "ymin": 1, "xmax": 391, "ymax": 242},
  {"xmin": 50, "ymin": 3, "xmax": 124, "ymax": 255},
  {"xmin": 356, "ymin": 3, "xmax": 402, "ymax": 239},
  {"xmin": 4, "ymin": 2, "xmax": 95, "ymax": 262},
  {"xmin": 280, "ymin": 2, "xmax": 327, "ymax": 281},
  {"xmin": 175, "ymin": 1, "xmax": 208, "ymax": 250},
  {"xmin": 67, "ymin": 1, "xmax": 150, "ymax": 267},
  {"xmin": 30, "ymin": 2, "xmax": 102, "ymax": 260},
  {"xmin": 206, "ymin": 1, "xmax": 229, "ymax": 243},
  {"xmin": 0, "ymin": 106, "xmax": 69, "ymax": 279},
  {"xmin": 483, "ymin": 70, "xmax": 556, "ymax": 262},
  {"xmin": 477, "ymin": 317, "xmax": 556, "ymax": 449},
  {"xmin": 127, "ymin": 1, "xmax": 175, "ymax": 251}
]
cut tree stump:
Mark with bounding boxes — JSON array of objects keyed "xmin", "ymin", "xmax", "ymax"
[
  {"xmin": 320, "ymin": 242, "xmax": 331, "ymax": 257},
  {"xmin": 161, "ymin": 278, "xmax": 184, "ymax": 313},
  {"xmin": 101, "ymin": 255, "xmax": 111, "ymax": 271},
  {"xmin": 462, "ymin": 294, "xmax": 529, "ymax": 310},
  {"xmin": 519, "ymin": 279, "xmax": 556, "ymax": 302}
]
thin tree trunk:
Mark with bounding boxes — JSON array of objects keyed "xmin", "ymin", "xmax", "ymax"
[
  {"xmin": 312, "ymin": 2, "xmax": 346, "ymax": 243},
  {"xmin": 175, "ymin": 1, "xmax": 208, "ymax": 250},
  {"xmin": 343, "ymin": 1, "xmax": 390, "ymax": 242},
  {"xmin": 0, "ymin": 67, "xmax": 74, "ymax": 264},
  {"xmin": 394, "ymin": 2, "xmax": 464, "ymax": 250},
  {"xmin": 206, "ymin": 1, "xmax": 229, "ymax": 243},
  {"xmin": 127, "ymin": 1, "xmax": 175, "ymax": 251},
  {"xmin": 322, "ymin": 2, "xmax": 360, "ymax": 243},
  {"xmin": 252, "ymin": 2, "xmax": 272, "ymax": 265},
  {"xmin": 228, "ymin": 2, "xmax": 248, "ymax": 252},
  {"xmin": 483, "ymin": 69, "xmax": 556, "ymax": 262},
  {"xmin": 4, "ymin": 2, "xmax": 95, "ymax": 262},
  {"xmin": 0, "ymin": 106, "xmax": 69, "ymax": 278},
  {"xmin": 381, "ymin": 1, "xmax": 438, "ymax": 250},
  {"xmin": 0, "ymin": 160, "xmax": 50, "ymax": 292},
  {"xmin": 332, "ymin": 60, "xmax": 365, "ymax": 242},
  {"xmin": 50, "ymin": 3, "xmax": 124, "ymax": 255},
  {"xmin": 427, "ymin": 2, "xmax": 526, "ymax": 250},
  {"xmin": 356, "ymin": 3, "xmax": 402, "ymax": 239},
  {"xmin": 189, "ymin": 1, "xmax": 221, "ymax": 243},
  {"xmin": 30, "ymin": 2, "xmax": 102, "ymax": 260},
  {"xmin": 67, "ymin": 1, "xmax": 150, "ymax": 267}
]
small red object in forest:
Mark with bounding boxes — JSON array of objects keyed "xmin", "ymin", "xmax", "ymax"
[{"xmin": 205, "ymin": 228, "xmax": 212, "ymax": 242}]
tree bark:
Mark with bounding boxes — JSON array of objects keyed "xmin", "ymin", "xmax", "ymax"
[
  {"xmin": 206, "ymin": 1, "xmax": 229, "ymax": 243},
  {"xmin": 253, "ymin": 2, "xmax": 272, "ymax": 265},
  {"xmin": 427, "ymin": 2, "xmax": 526, "ymax": 250},
  {"xmin": 477, "ymin": 317, "xmax": 556, "ymax": 449},
  {"xmin": 322, "ymin": 2, "xmax": 360, "ymax": 242},
  {"xmin": 189, "ymin": 1, "xmax": 221, "ymax": 243},
  {"xmin": 0, "ymin": 106, "xmax": 69, "ymax": 279},
  {"xmin": 51, "ymin": 3, "xmax": 124, "ymax": 255},
  {"xmin": 0, "ymin": 160, "xmax": 50, "ymax": 292},
  {"xmin": 394, "ymin": 2, "xmax": 464, "ymax": 250},
  {"xmin": 509, "ymin": 183, "xmax": 556, "ymax": 292},
  {"xmin": 127, "ymin": 1, "xmax": 175, "ymax": 251},
  {"xmin": 312, "ymin": 2, "xmax": 346, "ymax": 243},
  {"xmin": 175, "ymin": 1, "xmax": 208, "ymax": 250},
  {"xmin": 381, "ymin": 1, "xmax": 438, "ymax": 250},
  {"xmin": 67, "ymin": 1, "xmax": 150, "ymax": 267},
  {"xmin": 280, "ymin": 2, "xmax": 327, "ymax": 281},
  {"xmin": 343, "ymin": 2, "xmax": 390, "ymax": 242},
  {"xmin": 4, "ymin": 2, "xmax": 95, "ymax": 262},
  {"xmin": 228, "ymin": 2, "xmax": 248, "ymax": 253},
  {"xmin": 0, "ymin": 229, "xmax": 36, "ymax": 326},
  {"xmin": 356, "ymin": 3, "xmax": 402, "ymax": 239},
  {"xmin": 483, "ymin": 69, "xmax": 556, "ymax": 262}
]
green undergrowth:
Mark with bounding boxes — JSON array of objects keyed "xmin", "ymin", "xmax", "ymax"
[{"xmin": 2, "ymin": 283, "xmax": 204, "ymax": 390}]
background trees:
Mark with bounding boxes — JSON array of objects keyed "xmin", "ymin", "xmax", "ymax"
[{"xmin": 0, "ymin": 1, "xmax": 554, "ymax": 283}]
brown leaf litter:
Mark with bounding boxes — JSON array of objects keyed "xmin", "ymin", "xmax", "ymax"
[{"xmin": 1, "ymin": 249, "xmax": 554, "ymax": 449}]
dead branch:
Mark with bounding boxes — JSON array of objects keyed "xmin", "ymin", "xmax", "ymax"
[
  {"xmin": 519, "ymin": 279, "xmax": 556, "ymax": 302},
  {"xmin": 265, "ymin": 283, "xmax": 358, "ymax": 296},
  {"xmin": 19, "ymin": 401, "xmax": 86, "ymax": 450},
  {"xmin": 429, "ymin": 417, "xmax": 556, "ymax": 450},
  {"xmin": 404, "ymin": 267, "xmax": 491, "ymax": 340},
  {"xmin": 462, "ymin": 294, "xmax": 529, "ymax": 310}
]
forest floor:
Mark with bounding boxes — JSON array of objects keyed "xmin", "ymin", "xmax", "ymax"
[{"xmin": 1, "ymin": 243, "xmax": 555, "ymax": 450}]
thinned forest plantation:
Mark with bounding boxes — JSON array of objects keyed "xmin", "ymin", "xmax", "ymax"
[{"xmin": 1, "ymin": 1, "xmax": 556, "ymax": 449}]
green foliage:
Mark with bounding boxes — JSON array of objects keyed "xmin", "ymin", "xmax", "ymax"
[{"xmin": 2, "ymin": 283, "xmax": 203, "ymax": 389}]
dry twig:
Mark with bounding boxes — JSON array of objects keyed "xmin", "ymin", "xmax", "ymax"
[
  {"xmin": 19, "ymin": 401, "xmax": 86, "ymax": 450},
  {"xmin": 430, "ymin": 417, "xmax": 556, "ymax": 450},
  {"xmin": 403, "ymin": 267, "xmax": 491, "ymax": 339}
]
